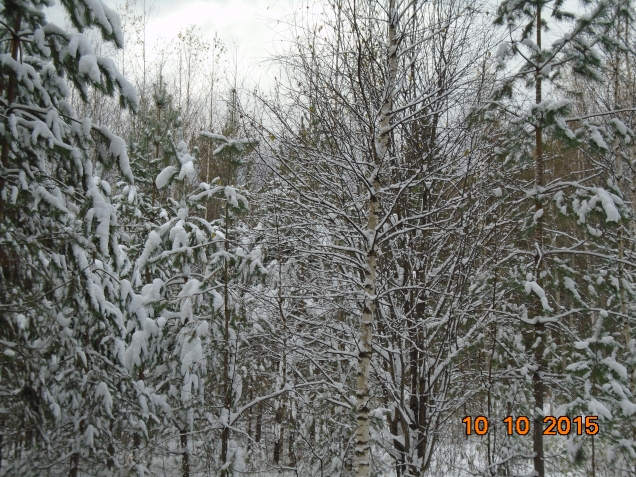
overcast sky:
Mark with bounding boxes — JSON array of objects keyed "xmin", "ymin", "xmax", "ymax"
[{"xmin": 45, "ymin": 0, "xmax": 296, "ymax": 87}]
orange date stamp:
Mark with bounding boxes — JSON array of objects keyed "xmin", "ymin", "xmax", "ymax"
[{"xmin": 462, "ymin": 416, "xmax": 599, "ymax": 436}]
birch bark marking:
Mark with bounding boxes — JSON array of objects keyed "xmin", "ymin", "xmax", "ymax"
[
  {"xmin": 354, "ymin": 2, "xmax": 398, "ymax": 476},
  {"xmin": 532, "ymin": 4, "xmax": 545, "ymax": 477}
]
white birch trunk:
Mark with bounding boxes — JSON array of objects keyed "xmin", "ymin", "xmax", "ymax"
[{"xmin": 354, "ymin": 2, "xmax": 398, "ymax": 475}]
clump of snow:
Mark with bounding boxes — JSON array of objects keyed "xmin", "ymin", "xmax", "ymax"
[
  {"xmin": 496, "ymin": 42, "xmax": 509, "ymax": 58},
  {"xmin": 601, "ymin": 357, "xmax": 628, "ymax": 380},
  {"xmin": 96, "ymin": 56, "xmax": 138, "ymax": 111},
  {"xmin": 620, "ymin": 399, "xmax": 636, "ymax": 416},
  {"xmin": 524, "ymin": 279, "xmax": 553, "ymax": 312},
  {"xmin": 156, "ymin": 166, "xmax": 176, "ymax": 189},
  {"xmin": 596, "ymin": 188, "xmax": 621, "ymax": 222},
  {"xmin": 87, "ymin": 0, "xmax": 114, "ymax": 35},
  {"xmin": 521, "ymin": 38, "xmax": 541, "ymax": 53},
  {"xmin": 197, "ymin": 320, "xmax": 210, "ymax": 337},
  {"xmin": 189, "ymin": 183, "xmax": 225, "ymax": 202},
  {"xmin": 587, "ymin": 224, "xmax": 602, "ymax": 237},
  {"xmin": 95, "ymin": 382, "xmax": 114, "ymax": 417},
  {"xmin": 94, "ymin": 125, "xmax": 134, "ymax": 183},
  {"xmin": 212, "ymin": 290, "xmax": 224, "ymax": 311},
  {"xmin": 610, "ymin": 118, "xmax": 629, "ymax": 136},
  {"xmin": 85, "ymin": 174, "xmax": 114, "ymax": 256},
  {"xmin": 136, "ymin": 230, "xmax": 163, "ymax": 270},
  {"xmin": 35, "ymin": 186, "xmax": 69, "ymax": 214},
  {"xmin": 588, "ymin": 398, "xmax": 612, "ymax": 420},
  {"xmin": 563, "ymin": 276, "xmax": 583, "ymax": 302},
  {"xmin": 180, "ymin": 298, "xmax": 193, "ymax": 324},
  {"xmin": 574, "ymin": 340, "xmax": 590, "ymax": 349},
  {"xmin": 170, "ymin": 222, "xmax": 189, "ymax": 250},
  {"xmin": 124, "ymin": 320, "xmax": 159, "ymax": 373},
  {"xmin": 100, "ymin": 1, "xmax": 125, "ymax": 46},
  {"xmin": 181, "ymin": 337, "xmax": 203, "ymax": 375},
  {"xmin": 178, "ymin": 279, "xmax": 202, "ymax": 299},
  {"xmin": 577, "ymin": 188, "xmax": 621, "ymax": 223},
  {"xmin": 224, "ymin": 186, "xmax": 249, "ymax": 209},
  {"xmin": 495, "ymin": 42, "xmax": 509, "ymax": 66},
  {"xmin": 179, "ymin": 161, "xmax": 196, "ymax": 181},
  {"xmin": 200, "ymin": 131, "xmax": 259, "ymax": 156},
  {"xmin": 588, "ymin": 125, "xmax": 608, "ymax": 149}
]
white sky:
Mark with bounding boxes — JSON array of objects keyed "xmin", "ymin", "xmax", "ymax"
[{"xmin": 45, "ymin": 0, "xmax": 297, "ymax": 87}]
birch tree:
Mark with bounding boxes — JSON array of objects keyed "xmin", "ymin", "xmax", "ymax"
[{"xmin": 255, "ymin": 0, "xmax": 498, "ymax": 474}]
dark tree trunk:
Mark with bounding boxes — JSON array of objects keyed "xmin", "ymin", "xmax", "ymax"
[
  {"xmin": 273, "ymin": 404, "xmax": 284, "ymax": 464},
  {"xmin": 0, "ymin": 9, "xmax": 21, "ymax": 222},
  {"xmin": 180, "ymin": 428, "xmax": 190, "ymax": 477},
  {"xmin": 255, "ymin": 403, "xmax": 262, "ymax": 443},
  {"xmin": 532, "ymin": 5, "xmax": 545, "ymax": 477},
  {"xmin": 69, "ymin": 451, "xmax": 79, "ymax": 477}
]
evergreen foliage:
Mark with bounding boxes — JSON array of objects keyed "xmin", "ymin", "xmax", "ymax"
[{"xmin": 1, "ymin": 1, "xmax": 635, "ymax": 476}]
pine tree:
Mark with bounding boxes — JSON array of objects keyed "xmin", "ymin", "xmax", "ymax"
[
  {"xmin": 121, "ymin": 119, "xmax": 261, "ymax": 475},
  {"xmin": 0, "ymin": 0, "xmax": 142, "ymax": 475},
  {"xmin": 198, "ymin": 129, "xmax": 264, "ymax": 476},
  {"xmin": 128, "ymin": 132, "xmax": 215, "ymax": 477},
  {"xmin": 476, "ymin": 0, "xmax": 636, "ymax": 474}
]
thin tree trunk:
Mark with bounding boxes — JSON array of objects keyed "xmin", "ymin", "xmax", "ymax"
[
  {"xmin": 206, "ymin": 71, "xmax": 214, "ymax": 221},
  {"xmin": 69, "ymin": 451, "xmax": 79, "ymax": 477},
  {"xmin": 133, "ymin": 368, "xmax": 145, "ymax": 449},
  {"xmin": 288, "ymin": 417, "xmax": 296, "ymax": 467},
  {"xmin": 152, "ymin": 81, "xmax": 161, "ymax": 207},
  {"xmin": 613, "ymin": 20, "xmax": 632, "ymax": 353},
  {"xmin": 0, "ymin": 11, "xmax": 21, "ymax": 223},
  {"xmin": 354, "ymin": 2, "xmax": 398, "ymax": 476},
  {"xmin": 107, "ymin": 443, "xmax": 115, "ymax": 470},
  {"xmin": 625, "ymin": 16, "xmax": 634, "ymax": 373},
  {"xmin": 221, "ymin": 201, "xmax": 231, "ymax": 476},
  {"xmin": 274, "ymin": 224, "xmax": 288, "ymax": 466},
  {"xmin": 274, "ymin": 398, "xmax": 284, "ymax": 464},
  {"xmin": 408, "ymin": 298, "xmax": 419, "ymax": 476},
  {"xmin": 247, "ymin": 388, "xmax": 253, "ymax": 440},
  {"xmin": 406, "ymin": 6, "xmax": 421, "ymax": 464},
  {"xmin": 255, "ymin": 403, "xmax": 262, "ymax": 443},
  {"xmin": 180, "ymin": 428, "xmax": 190, "ymax": 477},
  {"xmin": 533, "ymin": 5, "xmax": 545, "ymax": 477}
]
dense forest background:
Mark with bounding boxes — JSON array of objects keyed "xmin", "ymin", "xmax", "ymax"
[{"xmin": 1, "ymin": 0, "xmax": 636, "ymax": 476}]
